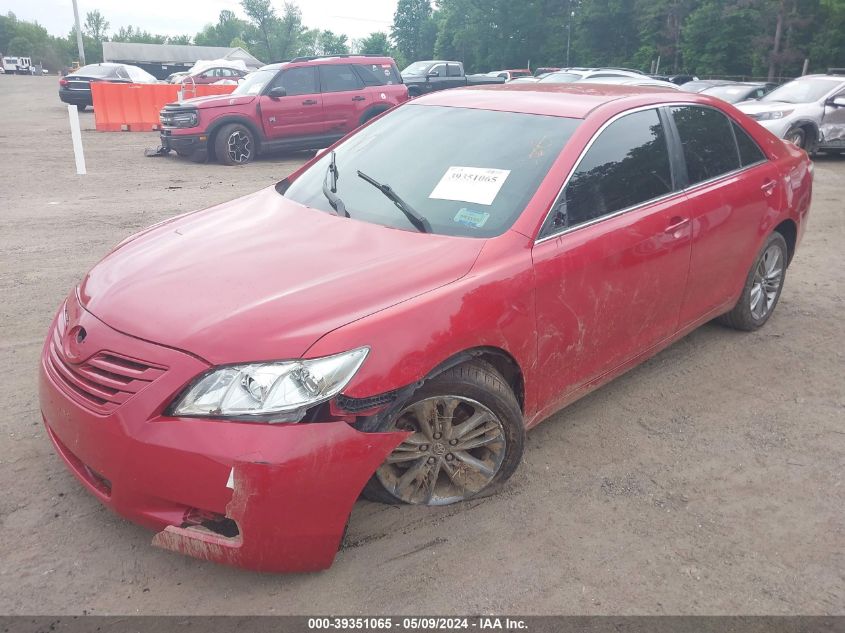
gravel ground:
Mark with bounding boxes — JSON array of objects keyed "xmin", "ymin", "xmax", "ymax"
[{"xmin": 0, "ymin": 76, "xmax": 842, "ymax": 615}]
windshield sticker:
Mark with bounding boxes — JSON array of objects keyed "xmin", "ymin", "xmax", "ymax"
[
  {"xmin": 454, "ymin": 208, "xmax": 490, "ymax": 228},
  {"xmin": 429, "ymin": 166, "xmax": 511, "ymax": 206}
]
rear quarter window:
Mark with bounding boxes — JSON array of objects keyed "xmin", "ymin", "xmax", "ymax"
[
  {"xmin": 671, "ymin": 105, "xmax": 741, "ymax": 185},
  {"xmin": 355, "ymin": 63, "xmax": 401, "ymax": 86},
  {"xmin": 732, "ymin": 121, "xmax": 767, "ymax": 166}
]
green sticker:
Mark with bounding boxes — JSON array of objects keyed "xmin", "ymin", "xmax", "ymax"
[{"xmin": 453, "ymin": 208, "xmax": 490, "ymax": 228}]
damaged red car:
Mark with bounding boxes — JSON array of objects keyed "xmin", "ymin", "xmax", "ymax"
[{"xmin": 40, "ymin": 84, "xmax": 812, "ymax": 572}]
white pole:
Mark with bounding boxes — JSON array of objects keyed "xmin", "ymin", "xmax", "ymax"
[
  {"xmin": 71, "ymin": 0, "xmax": 86, "ymax": 65},
  {"xmin": 67, "ymin": 104, "xmax": 87, "ymax": 175}
]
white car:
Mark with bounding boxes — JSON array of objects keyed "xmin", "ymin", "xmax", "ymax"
[
  {"xmin": 538, "ymin": 68, "xmax": 646, "ymax": 84},
  {"xmin": 737, "ymin": 74, "xmax": 845, "ymax": 154},
  {"xmin": 578, "ymin": 76, "xmax": 681, "ymax": 90}
]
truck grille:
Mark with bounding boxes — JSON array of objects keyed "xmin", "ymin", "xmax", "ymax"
[{"xmin": 46, "ymin": 323, "xmax": 167, "ymax": 414}]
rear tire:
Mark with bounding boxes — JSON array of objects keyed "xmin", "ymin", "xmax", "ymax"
[
  {"xmin": 363, "ymin": 361, "xmax": 525, "ymax": 506},
  {"xmin": 717, "ymin": 232, "xmax": 788, "ymax": 331},
  {"xmin": 76, "ymin": 104, "xmax": 86, "ymax": 112},
  {"xmin": 214, "ymin": 123, "xmax": 255, "ymax": 166}
]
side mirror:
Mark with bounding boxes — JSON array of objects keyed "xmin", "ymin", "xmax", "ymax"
[
  {"xmin": 831, "ymin": 96, "xmax": 845, "ymax": 108},
  {"xmin": 268, "ymin": 86, "xmax": 287, "ymax": 98}
]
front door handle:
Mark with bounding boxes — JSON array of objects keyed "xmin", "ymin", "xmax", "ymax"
[
  {"xmin": 302, "ymin": 99, "xmax": 318, "ymax": 105},
  {"xmin": 665, "ymin": 217, "xmax": 690, "ymax": 236},
  {"xmin": 352, "ymin": 95, "xmax": 366, "ymax": 101},
  {"xmin": 761, "ymin": 179, "xmax": 777, "ymax": 196}
]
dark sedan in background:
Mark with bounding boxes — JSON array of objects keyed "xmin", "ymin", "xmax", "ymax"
[{"xmin": 59, "ymin": 63, "xmax": 157, "ymax": 110}]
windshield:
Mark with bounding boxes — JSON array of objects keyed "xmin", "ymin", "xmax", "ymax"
[
  {"xmin": 233, "ymin": 69, "xmax": 276, "ymax": 95},
  {"xmin": 402, "ymin": 62, "xmax": 433, "ymax": 76},
  {"xmin": 761, "ymin": 77, "xmax": 842, "ymax": 104},
  {"xmin": 539, "ymin": 72, "xmax": 581, "ymax": 83},
  {"xmin": 283, "ymin": 104, "xmax": 580, "ymax": 238},
  {"xmin": 702, "ymin": 84, "xmax": 756, "ymax": 103}
]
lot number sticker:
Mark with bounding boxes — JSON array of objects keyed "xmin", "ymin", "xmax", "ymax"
[{"xmin": 429, "ymin": 166, "xmax": 510, "ymax": 206}]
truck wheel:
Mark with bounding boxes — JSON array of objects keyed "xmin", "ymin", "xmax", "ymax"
[
  {"xmin": 717, "ymin": 231, "xmax": 787, "ymax": 331},
  {"xmin": 76, "ymin": 104, "xmax": 86, "ymax": 112},
  {"xmin": 214, "ymin": 123, "xmax": 255, "ymax": 166},
  {"xmin": 364, "ymin": 361, "xmax": 525, "ymax": 506}
]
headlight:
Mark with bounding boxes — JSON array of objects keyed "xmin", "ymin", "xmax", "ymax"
[
  {"xmin": 752, "ymin": 110, "xmax": 794, "ymax": 121},
  {"xmin": 165, "ymin": 110, "xmax": 198, "ymax": 128},
  {"xmin": 169, "ymin": 347, "xmax": 369, "ymax": 422}
]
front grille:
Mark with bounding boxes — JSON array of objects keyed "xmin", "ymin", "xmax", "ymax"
[{"xmin": 46, "ymin": 323, "xmax": 167, "ymax": 415}]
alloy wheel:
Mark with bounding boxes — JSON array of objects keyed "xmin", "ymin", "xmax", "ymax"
[
  {"xmin": 749, "ymin": 243, "xmax": 784, "ymax": 320},
  {"xmin": 227, "ymin": 130, "xmax": 252, "ymax": 163},
  {"xmin": 376, "ymin": 396, "xmax": 507, "ymax": 505}
]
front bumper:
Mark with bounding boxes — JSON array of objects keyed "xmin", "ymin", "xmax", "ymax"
[
  {"xmin": 39, "ymin": 295, "xmax": 407, "ymax": 572},
  {"xmin": 160, "ymin": 129, "xmax": 208, "ymax": 158},
  {"xmin": 754, "ymin": 118, "xmax": 793, "ymax": 139}
]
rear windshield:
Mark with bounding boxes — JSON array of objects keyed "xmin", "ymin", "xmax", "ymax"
[
  {"xmin": 283, "ymin": 104, "xmax": 580, "ymax": 238},
  {"xmin": 75, "ymin": 64, "xmax": 120, "ymax": 78},
  {"xmin": 355, "ymin": 63, "xmax": 401, "ymax": 86}
]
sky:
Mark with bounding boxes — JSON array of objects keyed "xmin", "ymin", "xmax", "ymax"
[{"xmin": 7, "ymin": 0, "xmax": 398, "ymax": 41}]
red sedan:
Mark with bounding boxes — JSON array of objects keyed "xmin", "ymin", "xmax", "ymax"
[{"xmin": 40, "ymin": 84, "xmax": 812, "ymax": 572}]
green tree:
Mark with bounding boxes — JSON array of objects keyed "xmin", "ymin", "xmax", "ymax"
[
  {"xmin": 359, "ymin": 31, "xmax": 393, "ymax": 56},
  {"xmin": 7, "ymin": 34, "xmax": 32, "ymax": 56},
  {"xmin": 392, "ymin": 0, "xmax": 436, "ymax": 65},
  {"xmin": 681, "ymin": 1, "xmax": 759, "ymax": 76},
  {"xmin": 83, "ymin": 10, "xmax": 109, "ymax": 42},
  {"xmin": 241, "ymin": 0, "xmax": 277, "ymax": 60},
  {"xmin": 316, "ymin": 30, "xmax": 349, "ymax": 55}
]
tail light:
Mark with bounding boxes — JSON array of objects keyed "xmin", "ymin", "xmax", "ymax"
[{"xmin": 59, "ymin": 77, "xmax": 68, "ymax": 87}]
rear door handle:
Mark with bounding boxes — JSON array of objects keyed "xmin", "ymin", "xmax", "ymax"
[
  {"xmin": 302, "ymin": 99, "xmax": 318, "ymax": 105},
  {"xmin": 352, "ymin": 95, "xmax": 366, "ymax": 101},
  {"xmin": 761, "ymin": 179, "xmax": 777, "ymax": 196}
]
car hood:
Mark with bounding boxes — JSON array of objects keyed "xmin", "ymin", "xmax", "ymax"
[
  {"xmin": 79, "ymin": 187, "xmax": 484, "ymax": 365},
  {"xmin": 176, "ymin": 94, "xmax": 256, "ymax": 109},
  {"xmin": 736, "ymin": 100, "xmax": 805, "ymax": 114}
]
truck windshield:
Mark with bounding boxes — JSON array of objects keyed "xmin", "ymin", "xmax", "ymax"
[
  {"xmin": 283, "ymin": 104, "xmax": 580, "ymax": 238},
  {"xmin": 234, "ymin": 69, "xmax": 276, "ymax": 96},
  {"xmin": 402, "ymin": 62, "xmax": 433, "ymax": 76}
]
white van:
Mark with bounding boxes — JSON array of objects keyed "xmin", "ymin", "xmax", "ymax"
[{"xmin": 1, "ymin": 56, "xmax": 32, "ymax": 74}]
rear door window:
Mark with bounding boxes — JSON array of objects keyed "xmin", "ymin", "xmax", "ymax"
[
  {"xmin": 541, "ymin": 108, "xmax": 673, "ymax": 235},
  {"xmin": 320, "ymin": 64, "xmax": 364, "ymax": 93},
  {"xmin": 671, "ymin": 105, "xmax": 741, "ymax": 185},
  {"xmin": 447, "ymin": 63, "xmax": 463, "ymax": 77}
]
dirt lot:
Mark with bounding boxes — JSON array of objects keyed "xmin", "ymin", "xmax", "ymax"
[{"xmin": 0, "ymin": 76, "xmax": 842, "ymax": 615}]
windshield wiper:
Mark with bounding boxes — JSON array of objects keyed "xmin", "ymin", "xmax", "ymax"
[
  {"xmin": 356, "ymin": 170, "xmax": 432, "ymax": 233},
  {"xmin": 322, "ymin": 151, "xmax": 350, "ymax": 218}
]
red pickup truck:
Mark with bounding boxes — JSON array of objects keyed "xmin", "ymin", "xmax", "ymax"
[{"xmin": 158, "ymin": 55, "xmax": 408, "ymax": 165}]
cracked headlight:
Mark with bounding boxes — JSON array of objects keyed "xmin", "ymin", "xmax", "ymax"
[{"xmin": 170, "ymin": 347, "xmax": 369, "ymax": 422}]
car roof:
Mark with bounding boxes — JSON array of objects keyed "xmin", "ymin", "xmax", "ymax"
[
  {"xmin": 414, "ymin": 83, "xmax": 710, "ymax": 119},
  {"xmin": 261, "ymin": 55, "xmax": 396, "ymax": 71}
]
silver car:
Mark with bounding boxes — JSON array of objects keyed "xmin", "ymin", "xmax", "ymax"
[{"xmin": 737, "ymin": 74, "xmax": 845, "ymax": 154}]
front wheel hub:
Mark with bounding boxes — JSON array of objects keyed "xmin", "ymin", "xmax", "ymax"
[{"xmin": 376, "ymin": 395, "xmax": 507, "ymax": 505}]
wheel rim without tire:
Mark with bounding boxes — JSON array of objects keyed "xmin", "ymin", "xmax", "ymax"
[
  {"xmin": 227, "ymin": 131, "xmax": 251, "ymax": 163},
  {"xmin": 787, "ymin": 131, "xmax": 804, "ymax": 148},
  {"xmin": 376, "ymin": 396, "xmax": 507, "ymax": 505},
  {"xmin": 750, "ymin": 244, "xmax": 783, "ymax": 320}
]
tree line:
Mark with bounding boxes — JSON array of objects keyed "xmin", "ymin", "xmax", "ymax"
[{"xmin": 1, "ymin": 0, "xmax": 843, "ymax": 80}]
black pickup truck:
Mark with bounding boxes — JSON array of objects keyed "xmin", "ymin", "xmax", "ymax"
[{"xmin": 401, "ymin": 60, "xmax": 505, "ymax": 97}]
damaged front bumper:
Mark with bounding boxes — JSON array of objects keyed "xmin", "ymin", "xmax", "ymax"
[{"xmin": 39, "ymin": 302, "xmax": 407, "ymax": 572}]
